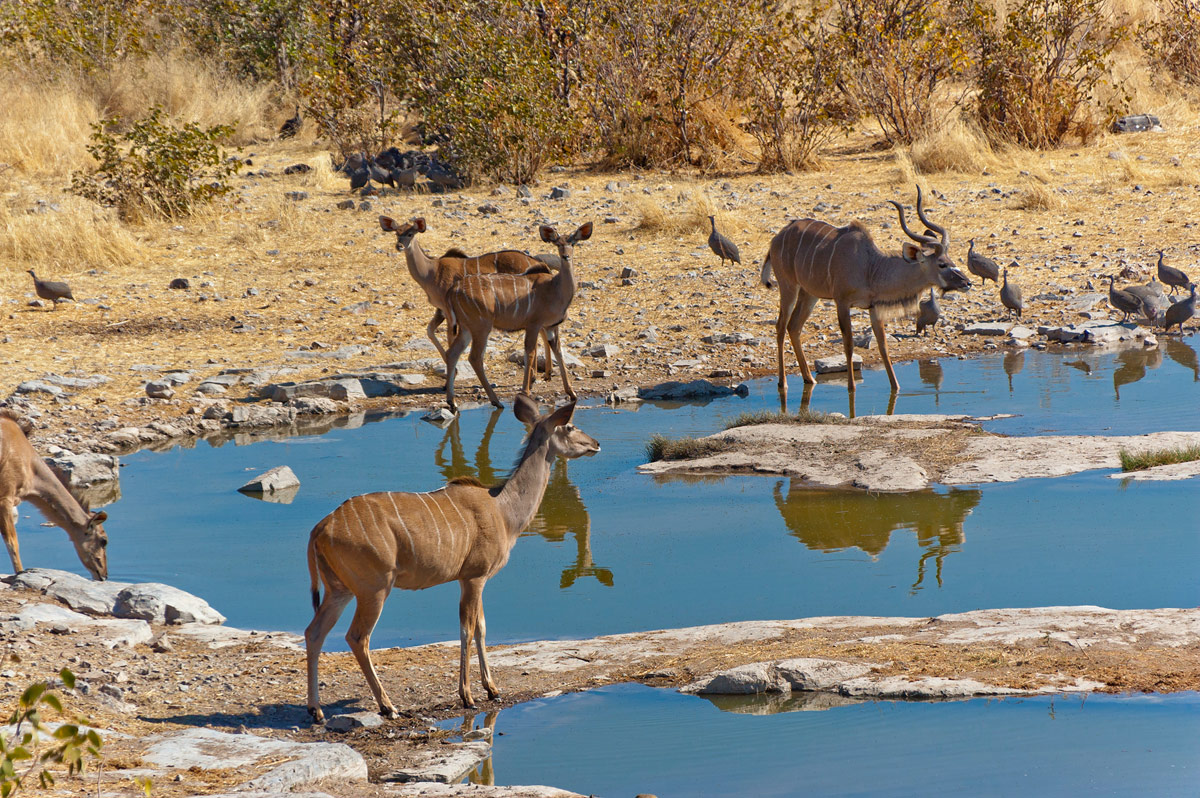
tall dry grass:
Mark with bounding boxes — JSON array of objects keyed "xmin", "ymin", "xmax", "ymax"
[
  {"xmin": 633, "ymin": 190, "xmax": 729, "ymax": 237},
  {"xmin": 909, "ymin": 119, "xmax": 999, "ymax": 174},
  {"xmin": 0, "ymin": 194, "xmax": 140, "ymax": 275},
  {"xmin": 0, "ymin": 52, "xmax": 279, "ymax": 177}
]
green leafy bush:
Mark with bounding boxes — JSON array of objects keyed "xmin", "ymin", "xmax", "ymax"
[
  {"xmin": 0, "ymin": 668, "xmax": 103, "ymax": 795},
  {"xmin": 71, "ymin": 107, "xmax": 241, "ymax": 221},
  {"xmin": 0, "ymin": 0, "xmax": 152, "ymax": 73},
  {"xmin": 973, "ymin": 0, "xmax": 1129, "ymax": 147}
]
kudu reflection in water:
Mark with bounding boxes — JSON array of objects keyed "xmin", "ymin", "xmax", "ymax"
[
  {"xmin": 772, "ymin": 481, "xmax": 981, "ymax": 593},
  {"xmin": 435, "ymin": 410, "xmax": 611, "ymax": 589}
]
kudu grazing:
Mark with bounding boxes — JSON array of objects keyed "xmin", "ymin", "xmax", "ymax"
[
  {"xmin": 443, "ymin": 222, "xmax": 592, "ymax": 412},
  {"xmin": 0, "ymin": 410, "xmax": 108, "ymax": 580},
  {"xmin": 379, "ymin": 216, "xmax": 555, "ymax": 382},
  {"xmin": 304, "ymin": 395, "xmax": 600, "ymax": 721},
  {"xmin": 761, "ymin": 186, "xmax": 971, "ymax": 397}
]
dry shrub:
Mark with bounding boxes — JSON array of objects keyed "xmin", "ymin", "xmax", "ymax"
[
  {"xmin": 1009, "ymin": 180, "xmax": 1068, "ymax": 211},
  {"xmin": 633, "ymin": 192, "xmax": 723, "ymax": 236},
  {"xmin": 1139, "ymin": 0, "xmax": 1200, "ymax": 86},
  {"xmin": 0, "ymin": 194, "xmax": 138, "ymax": 272},
  {"xmin": 890, "ymin": 150, "xmax": 921, "ymax": 185},
  {"xmin": 910, "ymin": 119, "xmax": 998, "ymax": 174}
]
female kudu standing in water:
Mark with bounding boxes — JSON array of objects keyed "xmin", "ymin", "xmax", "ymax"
[{"xmin": 304, "ymin": 395, "xmax": 599, "ymax": 722}]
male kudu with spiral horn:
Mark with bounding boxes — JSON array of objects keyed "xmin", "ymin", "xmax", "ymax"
[{"xmin": 762, "ymin": 185, "xmax": 971, "ymax": 398}]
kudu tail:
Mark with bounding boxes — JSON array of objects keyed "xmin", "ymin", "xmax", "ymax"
[{"xmin": 761, "ymin": 253, "xmax": 776, "ymax": 289}]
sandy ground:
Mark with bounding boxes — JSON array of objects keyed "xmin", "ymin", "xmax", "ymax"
[{"xmin": 2, "ymin": 123, "xmax": 1200, "ymax": 448}]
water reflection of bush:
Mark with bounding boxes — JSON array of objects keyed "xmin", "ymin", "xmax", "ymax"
[
  {"xmin": 435, "ymin": 410, "xmax": 611, "ymax": 589},
  {"xmin": 772, "ymin": 481, "xmax": 981, "ymax": 592}
]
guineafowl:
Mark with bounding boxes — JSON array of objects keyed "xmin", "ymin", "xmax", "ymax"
[
  {"xmin": 1163, "ymin": 284, "xmax": 1196, "ymax": 334},
  {"xmin": 27, "ymin": 269, "xmax": 74, "ymax": 309},
  {"xmin": 1107, "ymin": 275, "xmax": 1143, "ymax": 322},
  {"xmin": 915, "ymin": 289, "xmax": 940, "ymax": 335},
  {"xmin": 967, "ymin": 240, "xmax": 1000, "ymax": 284},
  {"xmin": 279, "ymin": 105, "xmax": 302, "ymax": 139},
  {"xmin": 1157, "ymin": 250, "xmax": 1191, "ymax": 297},
  {"xmin": 707, "ymin": 216, "xmax": 740, "ymax": 267},
  {"xmin": 1000, "ymin": 269, "xmax": 1023, "ymax": 319}
]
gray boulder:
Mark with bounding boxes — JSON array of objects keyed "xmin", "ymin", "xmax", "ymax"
[
  {"xmin": 11, "ymin": 569, "xmax": 123, "ymax": 614},
  {"xmin": 113, "ymin": 583, "xmax": 226, "ymax": 625},
  {"xmin": 238, "ymin": 465, "xmax": 300, "ymax": 495},
  {"xmin": 638, "ymin": 380, "xmax": 749, "ymax": 401},
  {"xmin": 814, "ymin": 354, "xmax": 863, "ymax": 374},
  {"xmin": 44, "ymin": 450, "xmax": 119, "ymax": 488}
]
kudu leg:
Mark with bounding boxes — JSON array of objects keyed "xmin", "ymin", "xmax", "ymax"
[
  {"xmin": 472, "ymin": 588, "xmax": 499, "ymax": 701},
  {"xmin": 546, "ymin": 326, "xmax": 575, "ymax": 400},
  {"xmin": 869, "ymin": 308, "xmax": 900, "ymax": 392},
  {"xmin": 345, "ymin": 589, "xmax": 399, "ymax": 718},
  {"xmin": 304, "ymin": 587, "xmax": 352, "ymax": 723},
  {"xmin": 539, "ymin": 330, "xmax": 554, "ymax": 383},
  {"xmin": 0, "ymin": 502, "xmax": 22, "ymax": 574},
  {"xmin": 457, "ymin": 578, "xmax": 489, "ymax": 707},
  {"xmin": 444, "ymin": 328, "xmax": 472, "ymax": 412},
  {"xmin": 775, "ymin": 286, "xmax": 800, "ymax": 395},
  {"xmin": 786, "ymin": 293, "xmax": 820, "ymax": 387},
  {"xmin": 519, "ymin": 328, "xmax": 539, "ymax": 396},
  {"xmin": 836, "ymin": 303, "xmax": 857, "ymax": 394},
  {"xmin": 466, "ymin": 329, "xmax": 504, "ymax": 409},
  {"xmin": 425, "ymin": 309, "xmax": 450, "ymax": 362}
]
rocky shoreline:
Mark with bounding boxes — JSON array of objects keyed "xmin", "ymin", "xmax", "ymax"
[{"xmin": 2, "ymin": 568, "xmax": 1197, "ymax": 796}]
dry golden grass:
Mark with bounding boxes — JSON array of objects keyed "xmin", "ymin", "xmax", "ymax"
[
  {"xmin": 1010, "ymin": 179, "xmax": 1070, "ymax": 211},
  {"xmin": 0, "ymin": 193, "xmax": 140, "ymax": 273},
  {"xmin": 633, "ymin": 189, "xmax": 729, "ymax": 237},
  {"xmin": 0, "ymin": 53, "xmax": 278, "ymax": 178},
  {"xmin": 909, "ymin": 119, "xmax": 998, "ymax": 175}
]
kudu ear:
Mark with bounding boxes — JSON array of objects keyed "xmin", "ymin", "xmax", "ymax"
[
  {"xmin": 90, "ymin": 511, "xmax": 107, "ymax": 525},
  {"xmin": 570, "ymin": 222, "xmax": 593, "ymax": 243},
  {"xmin": 512, "ymin": 393, "xmax": 541, "ymax": 425},
  {"xmin": 413, "ymin": 217, "xmax": 426, "ymax": 233},
  {"xmin": 379, "ymin": 215, "xmax": 396, "ymax": 232},
  {"xmin": 902, "ymin": 242, "xmax": 920, "ymax": 261},
  {"xmin": 546, "ymin": 401, "xmax": 577, "ymax": 428},
  {"xmin": 539, "ymin": 225, "xmax": 558, "ymax": 244}
]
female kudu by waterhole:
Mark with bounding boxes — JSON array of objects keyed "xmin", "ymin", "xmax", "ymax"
[
  {"xmin": 304, "ymin": 395, "xmax": 600, "ymax": 722},
  {"xmin": 762, "ymin": 185, "xmax": 971, "ymax": 401},
  {"xmin": 0, "ymin": 409, "xmax": 108, "ymax": 580}
]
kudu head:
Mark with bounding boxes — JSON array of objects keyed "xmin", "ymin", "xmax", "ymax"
[
  {"xmin": 379, "ymin": 215, "xmax": 426, "ymax": 253},
  {"xmin": 539, "ymin": 222, "xmax": 593, "ymax": 267},
  {"xmin": 513, "ymin": 394, "xmax": 600, "ymax": 461},
  {"xmin": 75, "ymin": 503, "xmax": 109, "ymax": 581},
  {"xmin": 889, "ymin": 186, "xmax": 971, "ymax": 294}
]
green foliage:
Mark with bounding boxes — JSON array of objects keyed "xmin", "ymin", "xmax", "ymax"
[
  {"xmin": 738, "ymin": 2, "xmax": 856, "ymax": 172},
  {"xmin": 392, "ymin": 0, "xmax": 575, "ymax": 184},
  {"xmin": 1140, "ymin": 0, "xmax": 1200, "ymax": 86},
  {"xmin": 295, "ymin": 0, "xmax": 400, "ymax": 161},
  {"xmin": 973, "ymin": 0, "xmax": 1129, "ymax": 148},
  {"xmin": 832, "ymin": 0, "xmax": 982, "ymax": 145},
  {"xmin": 0, "ymin": 0, "xmax": 154, "ymax": 72},
  {"xmin": 1119, "ymin": 444, "xmax": 1200, "ymax": 472},
  {"xmin": 0, "ymin": 668, "xmax": 103, "ymax": 795},
  {"xmin": 71, "ymin": 107, "xmax": 241, "ymax": 221},
  {"xmin": 170, "ymin": 0, "xmax": 305, "ymax": 85}
]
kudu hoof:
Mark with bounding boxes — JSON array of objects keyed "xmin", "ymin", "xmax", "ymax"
[{"xmin": 307, "ymin": 707, "xmax": 326, "ymax": 725}]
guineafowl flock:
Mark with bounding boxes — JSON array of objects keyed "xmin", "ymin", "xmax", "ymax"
[{"xmin": 336, "ymin": 148, "xmax": 464, "ymax": 194}]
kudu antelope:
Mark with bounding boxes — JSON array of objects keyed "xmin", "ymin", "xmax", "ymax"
[
  {"xmin": 379, "ymin": 216, "xmax": 555, "ymax": 382},
  {"xmin": 443, "ymin": 222, "xmax": 592, "ymax": 412},
  {"xmin": 304, "ymin": 395, "xmax": 600, "ymax": 721},
  {"xmin": 0, "ymin": 410, "xmax": 108, "ymax": 579},
  {"xmin": 761, "ymin": 186, "xmax": 971, "ymax": 397}
]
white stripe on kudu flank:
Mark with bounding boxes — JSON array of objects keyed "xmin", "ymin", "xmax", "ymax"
[
  {"xmin": 415, "ymin": 493, "xmax": 442, "ymax": 554},
  {"xmin": 387, "ymin": 492, "xmax": 415, "ymax": 554}
]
